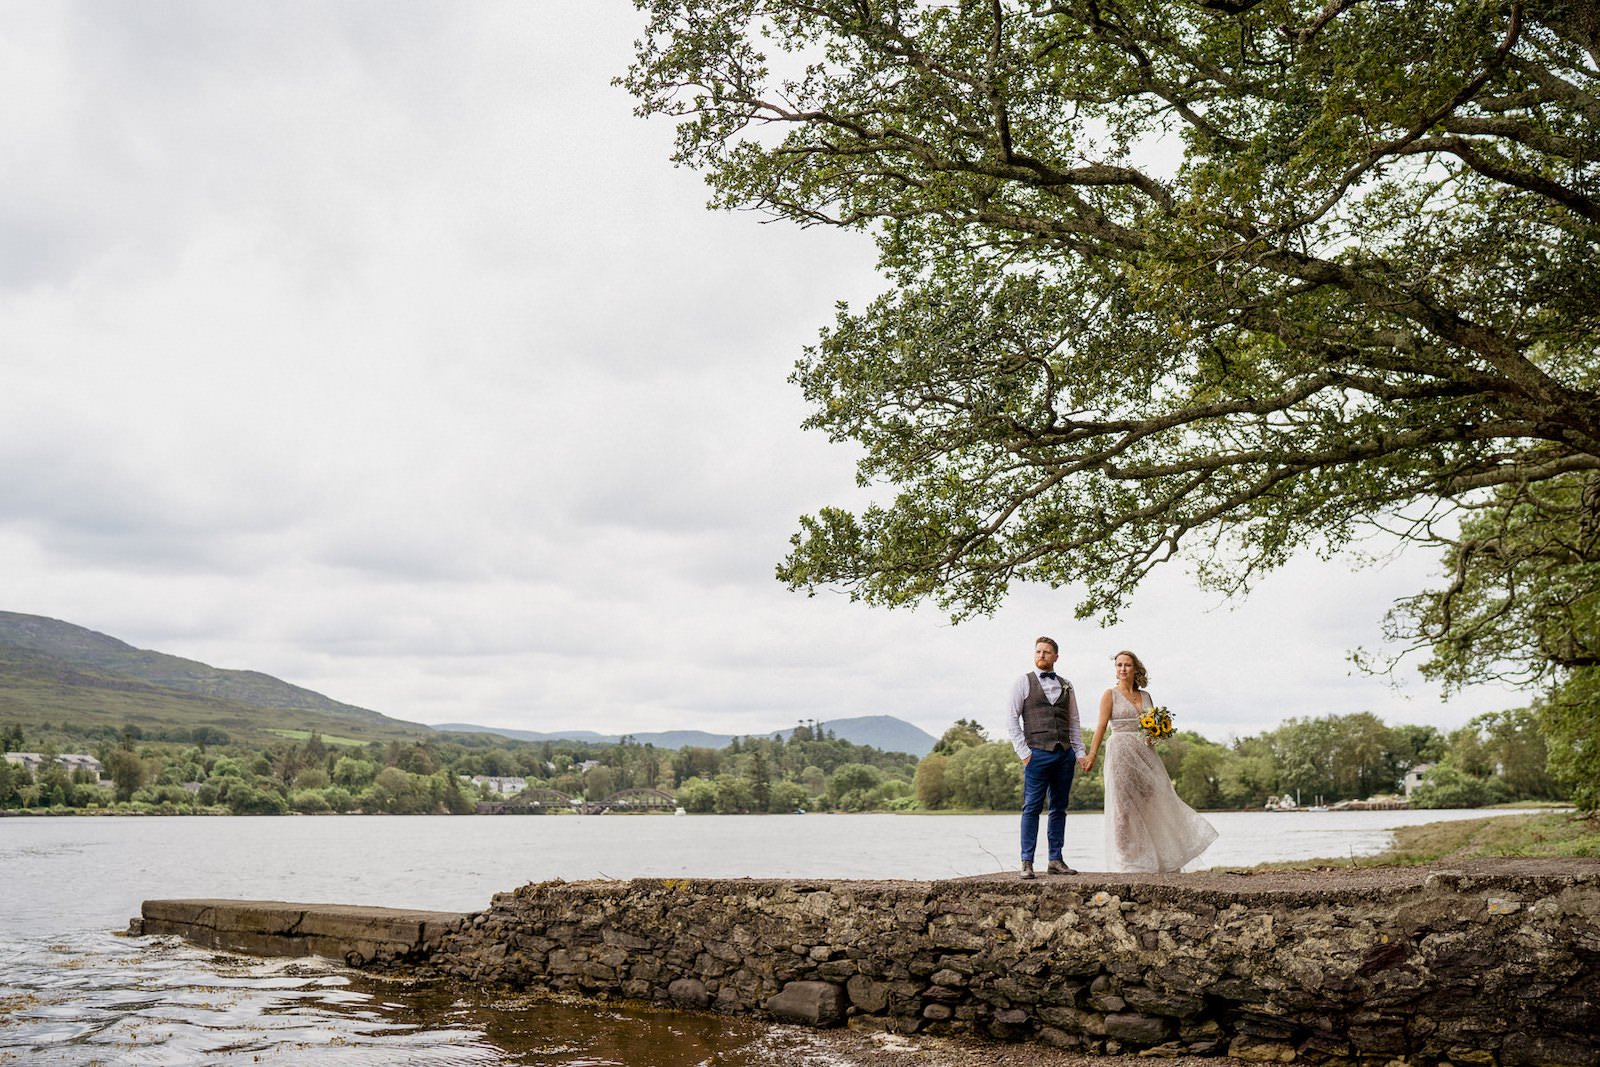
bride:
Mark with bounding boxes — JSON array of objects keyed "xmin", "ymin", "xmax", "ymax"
[{"xmin": 1078, "ymin": 650, "xmax": 1218, "ymax": 872}]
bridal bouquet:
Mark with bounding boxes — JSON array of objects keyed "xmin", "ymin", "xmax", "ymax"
[{"xmin": 1138, "ymin": 706, "xmax": 1175, "ymax": 747}]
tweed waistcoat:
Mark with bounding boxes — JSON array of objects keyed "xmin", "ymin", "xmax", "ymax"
[{"xmin": 1020, "ymin": 673, "xmax": 1072, "ymax": 751}]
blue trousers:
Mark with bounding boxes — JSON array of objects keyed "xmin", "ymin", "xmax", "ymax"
[{"xmin": 1020, "ymin": 746, "xmax": 1076, "ymax": 862}]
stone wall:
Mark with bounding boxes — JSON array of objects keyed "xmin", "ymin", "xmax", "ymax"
[
  {"xmin": 138, "ymin": 859, "xmax": 1600, "ymax": 1066},
  {"xmin": 425, "ymin": 860, "xmax": 1598, "ymax": 1066}
]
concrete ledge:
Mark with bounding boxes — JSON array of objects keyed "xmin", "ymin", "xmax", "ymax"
[{"xmin": 136, "ymin": 899, "xmax": 467, "ymax": 967}]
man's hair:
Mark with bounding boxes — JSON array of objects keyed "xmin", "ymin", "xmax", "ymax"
[{"xmin": 1035, "ymin": 636, "xmax": 1059, "ymax": 653}]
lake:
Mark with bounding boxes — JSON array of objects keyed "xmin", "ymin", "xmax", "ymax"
[{"xmin": 0, "ymin": 809, "xmax": 1543, "ymax": 1065}]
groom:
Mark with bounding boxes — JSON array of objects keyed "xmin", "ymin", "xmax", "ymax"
[{"xmin": 1005, "ymin": 635, "xmax": 1082, "ymax": 879}]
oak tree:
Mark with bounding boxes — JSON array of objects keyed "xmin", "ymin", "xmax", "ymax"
[{"xmin": 624, "ymin": 2, "xmax": 1598, "ymax": 680}]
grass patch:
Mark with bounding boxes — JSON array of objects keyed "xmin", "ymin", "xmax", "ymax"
[
  {"xmin": 264, "ymin": 729, "xmax": 368, "ymax": 747},
  {"xmin": 1483, "ymin": 799, "xmax": 1573, "ymax": 810},
  {"xmin": 1258, "ymin": 811, "xmax": 1599, "ymax": 869},
  {"xmin": 1382, "ymin": 811, "xmax": 1599, "ymax": 862}
]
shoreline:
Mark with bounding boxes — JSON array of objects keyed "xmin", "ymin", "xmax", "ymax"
[{"xmin": 0, "ymin": 800, "xmax": 1576, "ymax": 816}]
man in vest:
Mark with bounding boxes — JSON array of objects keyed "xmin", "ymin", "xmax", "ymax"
[{"xmin": 1005, "ymin": 635, "xmax": 1082, "ymax": 879}]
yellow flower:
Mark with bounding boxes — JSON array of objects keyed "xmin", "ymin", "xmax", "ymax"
[{"xmin": 1139, "ymin": 715, "xmax": 1155, "ymax": 729}]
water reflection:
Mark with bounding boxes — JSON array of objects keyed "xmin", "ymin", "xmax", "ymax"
[
  {"xmin": 0, "ymin": 933, "xmax": 858, "ymax": 1066},
  {"xmin": 383, "ymin": 986, "xmax": 860, "ymax": 1067}
]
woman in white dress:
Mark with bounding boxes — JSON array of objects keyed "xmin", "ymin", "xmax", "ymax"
[{"xmin": 1078, "ymin": 650, "xmax": 1218, "ymax": 872}]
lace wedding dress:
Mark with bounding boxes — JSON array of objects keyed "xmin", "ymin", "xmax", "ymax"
[{"xmin": 1103, "ymin": 689, "xmax": 1219, "ymax": 872}]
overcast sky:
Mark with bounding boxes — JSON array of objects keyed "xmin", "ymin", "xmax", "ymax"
[{"xmin": 1, "ymin": 2, "xmax": 1527, "ymax": 747}]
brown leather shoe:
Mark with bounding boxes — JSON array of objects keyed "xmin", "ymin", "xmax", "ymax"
[
  {"xmin": 1019, "ymin": 861, "xmax": 1036, "ymax": 880},
  {"xmin": 1047, "ymin": 859, "xmax": 1077, "ymax": 875}
]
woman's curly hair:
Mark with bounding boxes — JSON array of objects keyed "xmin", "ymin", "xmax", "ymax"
[{"xmin": 1114, "ymin": 650, "xmax": 1149, "ymax": 690}]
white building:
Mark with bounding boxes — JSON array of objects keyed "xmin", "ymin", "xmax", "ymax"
[
  {"xmin": 1403, "ymin": 763, "xmax": 1435, "ymax": 797},
  {"xmin": 4, "ymin": 753, "xmax": 105, "ymax": 778},
  {"xmin": 463, "ymin": 774, "xmax": 529, "ymax": 797}
]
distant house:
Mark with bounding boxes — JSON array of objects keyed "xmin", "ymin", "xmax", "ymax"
[
  {"xmin": 1403, "ymin": 763, "xmax": 1435, "ymax": 797},
  {"xmin": 4, "ymin": 753, "xmax": 105, "ymax": 779},
  {"xmin": 463, "ymin": 775, "xmax": 529, "ymax": 797}
]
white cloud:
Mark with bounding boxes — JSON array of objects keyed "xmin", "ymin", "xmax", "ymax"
[{"xmin": 0, "ymin": 1, "xmax": 1527, "ymax": 749}]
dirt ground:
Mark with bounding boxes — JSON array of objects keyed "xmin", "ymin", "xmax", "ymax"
[
  {"xmin": 806, "ymin": 1026, "xmax": 1248, "ymax": 1067},
  {"xmin": 956, "ymin": 854, "xmax": 1598, "ymax": 894}
]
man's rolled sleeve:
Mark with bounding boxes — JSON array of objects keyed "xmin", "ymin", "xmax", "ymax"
[
  {"xmin": 1006, "ymin": 675, "xmax": 1030, "ymax": 759},
  {"xmin": 1066, "ymin": 686, "xmax": 1082, "ymax": 754}
]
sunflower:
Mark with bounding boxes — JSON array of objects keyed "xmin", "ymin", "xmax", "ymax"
[{"xmin": 1141, "ymin": 706, "xmax": 1176, "ymax": 747}]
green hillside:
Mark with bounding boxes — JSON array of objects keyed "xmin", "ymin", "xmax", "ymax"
[{"xmin": 0, "ymin": 611, "xmax": 429, "ymax": 746}]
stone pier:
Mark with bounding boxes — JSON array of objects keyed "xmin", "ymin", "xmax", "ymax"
[
  {"xmin": 136, "ymin": 858, "xmax": 1600, "ymax": 1066},
  {"xmin": 134, "ymin": 899, "xmax": 464, "ymax": 968}
]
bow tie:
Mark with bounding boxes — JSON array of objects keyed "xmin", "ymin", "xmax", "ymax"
[{"xmin": 1039, "ymin": 671, "xmax": 1058, "ymax": 680}]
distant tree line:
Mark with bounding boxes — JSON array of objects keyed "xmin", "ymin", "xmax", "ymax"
[
  {"xmin": 0, "ymin": 719, "xmax": 918, "ymax": 816},
  {"xmin": 0, "ymin": 702, "xmax": 1580, "ymax": 815},
  {"xmin": 668, "ymin": 722, "xmax": 918, "ymax": 813},
  {"xmin": 913, "ymin": 709, "xmax": 1569, "ymax": 813}
]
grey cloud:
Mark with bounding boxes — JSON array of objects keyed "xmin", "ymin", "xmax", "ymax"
[{"xmin": 0, "ymin": 2, "xmax": 1528, "ymax": 746}]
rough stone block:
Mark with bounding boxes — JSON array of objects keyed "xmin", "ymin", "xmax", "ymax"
[
  {"xmin": 996, "ymin": 976, "xmax": 1042, "ymax": 1004},
  {"xmin": 1123, "ymin": 986, "xmax": 1204, "ymax": 1018},
  {"xmin": 765, "ymin": 981, "xmax": 847, "ymax": 1027},
  {"xmin": 704, "ymin": 939, "xmax": 743, "ymax": 963},
  {"xmin": 1228, "ymin": 1035, "xmax": 1298, "ymax": 1062},
  {"xmin": 1500, "ymin": 1031, "xmax": 1598, "ymax": 1067},
  {"xmin": 1138, "ymin": 1040, "xmax": 1189, "ymax": 1057},
  {"xmin": 1105, "ymin": 1012, "xmax": 1175, "ymax": 1045},
  {"xmin": 1037, "ymin": 1005, "xmax": 1107, "ymax": 1036},
  {"xmin": 846, "ymin": 974, "xmax": 889, "ymax": 1013},
  {"xmin": 1179, "ymin": 1017, "xmax": 1222, "ymax": 1041},
  {"xmin": 1038, "ymin": 1026, "xmax": 1080, "ymax": 1048},
  {"xmin": 989, "ymin": 1007, "xmax": 1032, "ymax": 1041},
  {"xmin": 929, "ymin": 926, "xmax": 987, "ymax": 951}
]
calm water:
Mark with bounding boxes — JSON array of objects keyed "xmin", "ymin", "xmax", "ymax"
[{"xmin": 0, "ymin": 809, "xmax": 1543, "ymax": 1065}]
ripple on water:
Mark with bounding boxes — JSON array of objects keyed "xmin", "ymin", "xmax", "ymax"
[
  {"xmin": 2, "ymin": 934, "xmax": 501, "ymax": 1066},
  {"xmin": 0, "ymin": 933, "xmax": 884, "ymax": 1066}
]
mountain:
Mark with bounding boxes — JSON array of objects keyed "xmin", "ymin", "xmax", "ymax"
[
  {"xmin": 0, "ymin": 611, "xmax": 429, "ymax": 744},
  {"xmin": 432, "ymin": 726, "xmax": 614, "ymax": 743},
  {"xmin": 433, "ymin": 714, "xmax": 940, "ymax": 757},
  {"xmin": 0, "ymin": 609, "xmax": 942, "ymax": 758},
  {"xmin": 820, "ymin": 715, "xmax": 940, "ymax": 757}
]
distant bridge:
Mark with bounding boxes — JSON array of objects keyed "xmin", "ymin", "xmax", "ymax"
[{"xmin": 476, "ymin": 787, "xmax": 678, "ymax": 815}]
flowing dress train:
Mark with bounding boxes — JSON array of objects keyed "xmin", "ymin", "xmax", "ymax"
[{"xmin": 1103, "ymin": 689, "xmax": 1218, "ymax": 872}]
